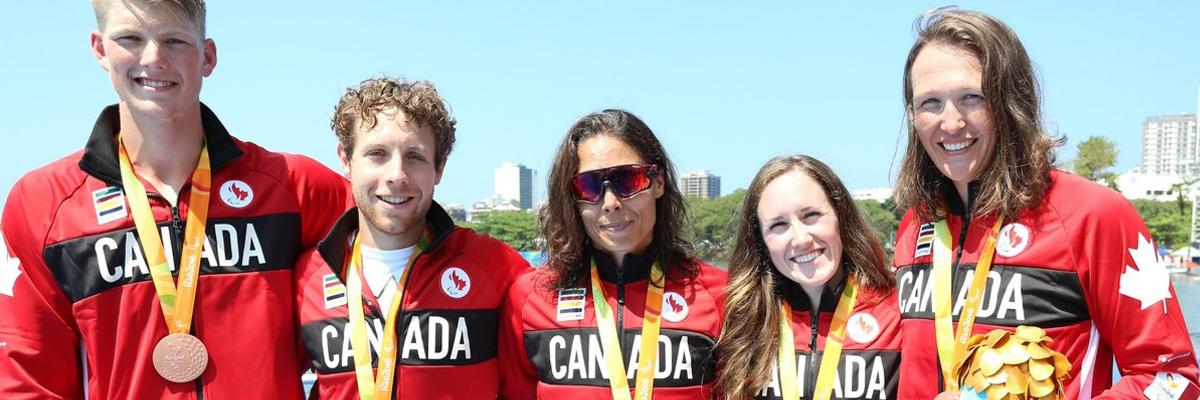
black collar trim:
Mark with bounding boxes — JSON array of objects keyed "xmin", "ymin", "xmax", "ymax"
[
  {"xmin": 317, "ymin": 201, "xmax": 457, "ymax": 278},
  {"xmin": 78, "ymin": 103, "xmax": 244, "ymax": 186},
  {"xmin": 592, "ymin": 245, "xmax": 658, "ymax": 283},
  {"xmin": 780, "ymin": 271, "xmax": 848, "ymax": 313}
]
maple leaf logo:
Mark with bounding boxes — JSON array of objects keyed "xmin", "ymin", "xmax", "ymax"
[
  {"xmin": 856, "ymin": 314, "xmax": 876, "ymax": 334},
  {"xmin": 450, "ymin": 271, "xmax": 467, "ymax": 291},
  {"xmin": 1, "ymin": 231, "xmax": 21, "ymax": 298},
  {"xmin": 1005, "ymin": 225, "xmax": 1024, "ymax": 249},
  {"xmin": 1118, "ymin": 233, "xmax": 1173, "ymax": 312},
  {"xmin": 230, "ymin": 184, "xmax": 249, "ymax": 201},
  {"xmin": 667, "ymin": 296, "xmax": 684, "ymax": 314}
]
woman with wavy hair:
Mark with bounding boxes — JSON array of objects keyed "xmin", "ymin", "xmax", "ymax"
[
  {"xmin": 892, "ymin": 7, "xmax": 1199, "ymax": 399},
  {"xmin": 498, "ymin": 109, "xmax": 728, "ymax": 400},
  {"xmin": 716, "ymin": 155, "xmax": 899, "ymax": 400}
]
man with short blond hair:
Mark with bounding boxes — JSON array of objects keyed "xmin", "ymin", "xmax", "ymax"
[{"xmin": 0, "ymin": 1, "xmax": 349, "ymax": 397}]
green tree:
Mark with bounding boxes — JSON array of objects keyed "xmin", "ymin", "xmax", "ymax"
[
  {"xmin": 1131, "ymin": 199, "xmax": 1192, "ymax": 249},
  {"xmin": 1074, "ymin": 136, "xmax": 1119, "ymax": 190},
  {"xmin": 459, "ymin": 210, "xmax": 539, "ymax": 251},
  {"xmin": 855, "ymin": 199, "xmax": 899, "ymax": 259},
  {"xmin": 683, "ymin": 190, "xmax": 746, "ymax": 265}
]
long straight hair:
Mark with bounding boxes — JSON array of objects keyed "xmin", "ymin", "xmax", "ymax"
[
  {"xmin": 716, "ymin": 155, "xmax": 891, "ymax": 399},
  {"xmin": 895, "ymin": 8, "xmax": 1061, "ymax": 221}
]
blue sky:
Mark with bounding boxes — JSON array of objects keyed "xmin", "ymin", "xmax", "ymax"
[{"xmin": 2, "ymin": 2, "xmax": 1198, "ymax": 207}]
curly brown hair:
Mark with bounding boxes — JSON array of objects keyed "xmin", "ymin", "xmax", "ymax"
[
  {"xmin": 717, "ymin": 155, "xmax": 892, "ymax": 399},
  {"xmin": 331, "ymin": 77, "xmax": 457, "ymax": 170},
  {"xmin": 895, "ymin": 8, "xmax": 1062, "ymax": 221},
  {"xmin": 538, "ymin": 109, "xmax": 696, "ymax": 291}
]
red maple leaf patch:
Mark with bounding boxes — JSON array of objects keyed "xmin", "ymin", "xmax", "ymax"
[
  {"xmin": 1005, "ymin": 225, "xmax": 1023, "ymax": 249},
  {"xmin": 667, "ymin": 296, "xmax": 684, "ymax": 314},
  {"xmin": 229, "ymin": 184, "xmax": 249, "ymax": 201},
  {"xmin": 449, "ymin": 272, "xmax": 467, "ymax": 291}
]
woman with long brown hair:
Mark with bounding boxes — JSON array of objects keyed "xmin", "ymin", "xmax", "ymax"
[
  {"xmin": 892, "ymin": 7, "xmax": 1199, "ymax": 399},
  {"xmin": 498, "ymin": 109, "xmax": 728, "ymax": 399},
  {"xmin": 717, "ymin": 155, "xmax": 900, "ymax": 400}
]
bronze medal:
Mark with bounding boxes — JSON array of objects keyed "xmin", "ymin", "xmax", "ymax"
[{"xmin": 152, "ymin": 333, "xmax": 209, "ymax": 383}]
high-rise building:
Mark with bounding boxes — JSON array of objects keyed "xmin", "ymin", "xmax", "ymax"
[
  {"xmin": 1141, "ymin": 114, "xmax": 1199, "ymax": 176},
  {"xmin": 495, "ymin": 162, "xmax": 534, "ymax": 210},
  {"xmin": 680, "ymin": 170, "xmax": 721, "ymax": 199}
]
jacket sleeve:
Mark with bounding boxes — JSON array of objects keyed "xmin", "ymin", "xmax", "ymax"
[
  {"xmin": 0, "ymin": 180, "xmax": 83, "ymax": 399},
  {"xmin": 497, "ymin": 274, "xmax": 538, "ymax": 400},
  {"xmin": 286, "ymin": 154, "xmax": 351, "ymax": 249},
  {"xmin": 1077, "ymin": 194, "xmax": 1200, "ymax": 399}
]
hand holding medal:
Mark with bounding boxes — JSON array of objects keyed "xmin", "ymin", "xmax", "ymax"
[{"xmin": 956, "ymin": 326, "xmax": 1072, "ymax": 400}]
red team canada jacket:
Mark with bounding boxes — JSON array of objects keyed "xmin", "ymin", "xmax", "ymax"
[
  {"xmin": 754, "ymin": 278, "xmax": 901, "ymax": 400},
  {"xmin": 893, "ymin": 170, "xmax": 1200, "ymax": 398},
  {"xmin": 498, "ymin": 250, "xmax": 727, "ymax": 400},
  {"xmin": 296, "ymin": 203, "xmax": 530, "ymax": 399},
  {"xmin": 0, "ymin": 104, "xmax": 350, "ymax": 399}
]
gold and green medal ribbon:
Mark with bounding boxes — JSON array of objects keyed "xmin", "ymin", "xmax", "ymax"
[
  {"xmin": 589, "ymin": 258, "xmax": 665, "ymax": 400},
  {"xmin": 345, "ymin": 229, "xmax": 432, "ymax": 400},
  {"xmin": 117, "ymin": 134, "xmax": 211, "ymax": 336},
  {"xmin": 777, "ymin": 273, "xmax": 860, "ymax": 400},
  {"xmin": 932, "ymin": 216, "xmax": 1004, "ymax": 392}
]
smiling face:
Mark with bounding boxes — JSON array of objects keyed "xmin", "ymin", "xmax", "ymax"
[
  {"xmin": 90, "ymin": 0, "xmax": 215, "ymax": 119},
  {"xmin": 756, "ymin": 169, "xmax": 843, "ymax": 301},
  {"xmin": 340, "ymin": 108, "xmax": 442, "ymax": 250},
  {"xmin": 909, "ymin": 42, "xmax": 997, "ymax": 199},
  {"xmin": 576, "ymin": 134, "xmax": 664, "ymax": 262}
]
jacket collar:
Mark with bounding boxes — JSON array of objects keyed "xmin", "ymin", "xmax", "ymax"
[
  {"xmin": 591, "ymin": 245, "xmax": 658, "ymax": 284},
  {"xmin": 780, "ymin": 271, "xmax": 848, "ymax": 313},
  {"xmin": 318, "ymin": 200, "xmax": 457, "ymax": 278},
  {"xmin": 78, "ymin": 103, "xmax": 244, "ymax": 186},
  {"xmin": 940, "ymin": 180, "xmax": 980, "ymax": 217}
]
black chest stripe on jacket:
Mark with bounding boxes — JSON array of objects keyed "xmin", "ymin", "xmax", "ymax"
[
  {"xmin": 524, "ymin": 328, "xmax": 717, "ymax": 388},
  {"xmin": 895, "ymin": 263, "xmax": 1090, "ymax": 327},
  {"xmin": 43, "ymin": 214, "xmax": 301, "ymax": 302},
  {"xmin": 302, "ymin": 309, "xmax": 499, "ymax": 373},
  {"xmin": 754, "ymin": 350, "xmax": 899, "ymax": 400}
]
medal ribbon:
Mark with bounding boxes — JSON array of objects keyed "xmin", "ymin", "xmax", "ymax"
[
  {"xmin": 777, "ymin": 273, "xmax": 859, "ymax": 400},
  {"xmin": 346, "ymin": 229, "xmax": 431, "ymax": 400},
  {"xmin": 117, "ymin": 134, "xmax": 211, "ymax": 335},
  {"xmin": 932, "ymin": 216, "xmax": 1003, "ymax": 392},
  {"xmin": 589, "ymin": 258, "xmax": 665, "ymax": 400}
]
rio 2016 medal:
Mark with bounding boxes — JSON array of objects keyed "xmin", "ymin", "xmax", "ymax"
[{"xmin": 152, "ymin": 333, "xmax": 209, "ymax": 383}]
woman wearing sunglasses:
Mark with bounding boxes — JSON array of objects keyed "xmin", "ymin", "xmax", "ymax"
[
  {"xmin": 498, "ymin": 109, "xmax": 727, "ymax": 399},
  {"xmin": 717, "ymin": 155, "xmax": 900, "ymax": 400}
]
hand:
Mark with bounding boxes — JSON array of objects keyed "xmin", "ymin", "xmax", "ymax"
[{"xmin": 933, "ymin": 392, "xmax": 959, "ymax": 400}]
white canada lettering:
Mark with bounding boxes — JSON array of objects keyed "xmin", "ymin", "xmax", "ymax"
[
  {"xmin": 897, "ymin": 268, "xmax": 1026, "ymax": 322},
  {"xmin": 757, "ymin": 354, "xmax": 888, "ymax": 399},
  {"xmin": 544, "ymin": 333, "xmax": 700, "ymax": 382},
  {"xmin": 398, "ymin": 316, "xmax": 472, "ymax": 361},
  {"xmin": 94, "ymin": 223, "xmax": 268, "ymax": 283}
]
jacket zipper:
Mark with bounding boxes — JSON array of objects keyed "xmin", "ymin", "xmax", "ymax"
[
  {"xmin": 806, "ymin": 308, "xmax": 820, "ymax": 399},
  {"xmin": 941, "ymin": 190, "xmax": 974, "ymax": 393},
  {"xmin": 615, "ymin": 266, "xmax": 626, "ymax": 354}
]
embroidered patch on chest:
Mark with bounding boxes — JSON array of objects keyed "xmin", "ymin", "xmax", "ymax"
[
  {"xmin": 661, "ymin": 291, "xmax": 689, "ymax": 323},
  {"xmin": 440, "ymin": 267, "xmax": 471, "ymax": 298},
  {"xmin": 995, "ymin": 223, "xmax": 1031, "ymax": 257},
  {"xmin": 322, "ymin": 273, "xmax": 347, "ymax": 309},
  {"xmin": 914, "ymin": 222, "xmax": 935, "ymax": 258},
  {"xmin": 846, "ymin": 311, "xmax": 881, "ymax": 344},
  {"xmin": 219, "ymin": 180, "xmax": 254, "ymax": 208},
  {"xmin": 92, "ymin": 186, "xmax": 128, "ymax": 225},
  {"xmin": 556, "ymin": 288, "xmax": 587, "ymax": 321}
]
